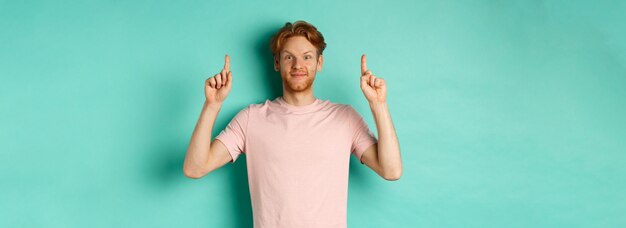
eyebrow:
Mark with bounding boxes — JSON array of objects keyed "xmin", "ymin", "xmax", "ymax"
[{"xmin": 282, "ymin": 50, "xmax": 314, "ymax": 55}]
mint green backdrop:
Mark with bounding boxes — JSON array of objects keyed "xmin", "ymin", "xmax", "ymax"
[{"xmin": 1, "ymin": 0, "xmax": 625, "ymax": 227}]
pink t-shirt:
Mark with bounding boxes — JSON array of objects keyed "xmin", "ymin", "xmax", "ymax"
[{"xmin": 215, "ymin": 96, "xmax": 378, "ymax": 228}]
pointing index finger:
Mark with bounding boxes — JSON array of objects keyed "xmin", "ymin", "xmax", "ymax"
[
  {"xmin": 224, "ymin": 54, "xmax": 230, "ymax": 72},
  {"xmin": 361, "ymin": 54, "xmax": 368, "ymax": 75}
]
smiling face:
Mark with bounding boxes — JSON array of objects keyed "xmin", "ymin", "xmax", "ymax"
[{"xmin": 274, "ymin": 36, "xmax": 324, "ymax": 93}]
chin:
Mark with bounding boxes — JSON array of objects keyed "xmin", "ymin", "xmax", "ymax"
[
  {"xmin": 286, "ymin": 81, "xmax": 313, "ymax": 92},
  {"xmin": 288, "ymin": 84, "xmax": 310, "ymax": 92}
]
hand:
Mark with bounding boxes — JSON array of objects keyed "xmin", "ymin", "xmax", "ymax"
[
  {"xmin": 360, "ymin": 54, "xmax": 386, "ymax": 104},
  {"xmin": 205, "ymin": 54, "xmax": 233, "ymax": 104}
]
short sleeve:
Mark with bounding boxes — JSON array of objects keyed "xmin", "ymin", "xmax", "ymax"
[
  {"xmin": 346, "ymin": 106, "xmax": 378, "ymax": 164},
  {"xmin": 215, "ymin": 106, "xmax": 250, "ymax": 163}
]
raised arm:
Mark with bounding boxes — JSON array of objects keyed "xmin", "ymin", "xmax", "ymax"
[
  {"xmin": 183, "ymin": 55, "xmax": 234, "ymax": 179},
  {"xmin": 358, "ymin": 54, "xmax": 402, "ymax": 181}
]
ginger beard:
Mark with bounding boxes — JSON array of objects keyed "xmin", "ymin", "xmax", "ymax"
[
  {"xmin": 283, "ymin": 68, "xmax": 315, "ymax": 92},
  {"xmin": 274, "ymin": 36, "xmax": 323, "ymax": 93}
]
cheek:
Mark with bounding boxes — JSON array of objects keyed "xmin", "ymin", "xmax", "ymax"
[
  {"xmin": 309, "ymin": 62, "xmax": 318, "ymax": 71},
  {"xmin": 280, "ymin": 65, "xmax": 290, "ymax": 76}
]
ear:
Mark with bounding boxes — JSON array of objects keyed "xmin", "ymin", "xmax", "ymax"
[
  {"xmin": 316, "ymin": 54, "xmax": 324, "ymax": 72},
  {"xmin": 273, "ymin": 55, "xmax": 280, "ymax": 72}
]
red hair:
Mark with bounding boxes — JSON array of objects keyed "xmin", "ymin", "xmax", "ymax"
[{"xmin": 270, "ymin": 21, "xmax": 327, "ymax": 59}]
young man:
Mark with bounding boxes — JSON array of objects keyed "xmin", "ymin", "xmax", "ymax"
[{"xmin": 184, "ymin": 20, "xmax": 402, "ymax": 228}]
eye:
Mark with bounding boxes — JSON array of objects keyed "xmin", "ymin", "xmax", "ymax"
[
  {"xmin": 304, "ymin": 55, "xmax": 312, "ymax": 60},
  {"xmin": 285, "ymin": 55, "xmax": 292, "ymax": 60}
]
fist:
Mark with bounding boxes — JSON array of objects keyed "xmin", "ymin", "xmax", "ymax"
[
  {"xmin": 205, "ymin": 54, "xmax": 233, "ymax": 104},
  {"xmin": 360, "ymin": 54, "xmax": 386, "ymax": 103}
]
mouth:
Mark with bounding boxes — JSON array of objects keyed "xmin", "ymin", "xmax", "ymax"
[{"xmin": 290, "ymin": 72, "xmax": 307, "ymax": 77}]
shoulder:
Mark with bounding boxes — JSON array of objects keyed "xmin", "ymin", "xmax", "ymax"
[
  {"xmin": 326, "ymin": 99, "xmax": 356, "ymax": 112},
  {"xmin": 234, "ymin": 99, "xmax": 274, "ymax": 116},
  {"xmin": 234, "ymin": 99, "xmax": 269, "ymax": 111},
  {"xmin": 247, "ymin": 99, "xmax": 273, "ymax": 112},
  {"xmin": 324, "ymin": 100, "xmax": 362, "ymax": 119}
]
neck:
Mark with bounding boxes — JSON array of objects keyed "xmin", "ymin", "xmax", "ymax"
[{"xmin": 281, "ymin": 90, "xmax": 316, "ymax": 106}]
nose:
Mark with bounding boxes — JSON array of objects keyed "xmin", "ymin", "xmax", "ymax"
[{"xmin": 291, "ymin": 57, "xmax": 303, "ymax": 69}]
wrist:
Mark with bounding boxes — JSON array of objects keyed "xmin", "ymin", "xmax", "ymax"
[
  {"xmin": 203, "ymin": 100, "xmax": 223, "ymax": 111},
  {"xmin": 369, "ymin": 101, "xmax": 388, "ymax": 115},
  {"xmin": 368, "ymin": 101, "xmax": 387, "ymax": 108}
]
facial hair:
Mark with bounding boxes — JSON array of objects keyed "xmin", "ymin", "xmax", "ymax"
[{"xmin": 282, "ymin": 68, "xmax": 315, "ymax": 92}]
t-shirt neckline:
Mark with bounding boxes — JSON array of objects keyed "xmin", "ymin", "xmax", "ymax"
[{"xmin": 271, "ymin": 96, "xmax": 326, "ymax": 114}]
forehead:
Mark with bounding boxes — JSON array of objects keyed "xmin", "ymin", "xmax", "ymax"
[{"xmin": 282, "ymin": 36, "xmax": 316, "ymax": 54}]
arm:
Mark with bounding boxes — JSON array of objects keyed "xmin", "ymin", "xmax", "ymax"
[
  {"xmin": 183, "ymin": 55, "xmax": 234, "ymax": 179},
  {"xmin": 358, "ymin": 54, "xmax": 402, "ymax": 181},
  {"xmin": 360, "ymin": 102, "xmax": 402, "ymax": 181},
  {"xmin": 183, "ymin": 102, "xmax": 232, "ymax": 179}
]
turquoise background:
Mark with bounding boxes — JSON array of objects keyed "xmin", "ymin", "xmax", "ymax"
[{"xmin": 2, "ymin": 0, "xmax": 625, "ymax": 227}]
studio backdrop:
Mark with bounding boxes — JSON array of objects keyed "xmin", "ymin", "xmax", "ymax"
[{"xmin": 1, "ymin": 0, "xmax": 625, "ymax": 227}]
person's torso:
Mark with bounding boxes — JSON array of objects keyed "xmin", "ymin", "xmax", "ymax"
[{"xmin": 245, "ymin": 98, "xmax": 354, "ymax": 228}]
